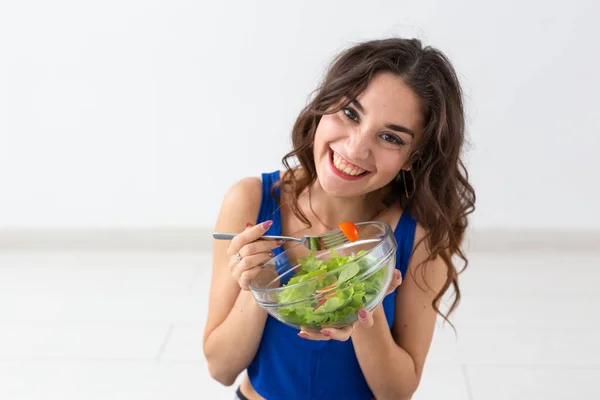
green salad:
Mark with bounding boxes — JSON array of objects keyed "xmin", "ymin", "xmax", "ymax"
[{"xmin": 276, "ymin": 250, "xmax": 387, "ymax": 327}]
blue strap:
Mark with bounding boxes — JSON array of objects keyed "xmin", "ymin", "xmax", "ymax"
[
  {"xmin": 257, "ymin": 171, "xmax": 282, "ymax": 236},
  {"xmin": 393, "ymin": 212, "xmax": 417, "ymax": 278}
]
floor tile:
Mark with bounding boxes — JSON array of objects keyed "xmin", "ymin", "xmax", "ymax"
[
  {"xmin": 467, "ymin": 365, "xmax": 600, "ymax": 400},
  {"xmin": 460, "ymin": 252, "xmax": 600, "ymax": 296},
  {"xmin": 458, "ymin": 327, "xmax": 600, "ymax": 366},
  {"xmin": 453, "ymin": 293, "xmax": 600, "ymax": 329},
  {"xmin": 0, "ymin": 251, "xmax": 204, "ymax": 293},
  {"xmin": 0, "ymin": 323, "xmax": 169, "ymax": 360},
  {"xmin": 0, "ymin": 291, "xmax": 207, "ymax": 324},
  {"xmin": 413, "ymin": 364, "xmax": 470, "ymax": 400},
  {"xmin": 0, "ymin": 359, "xmax": 235, "ymax": 400},
  {"xmin": 161, "ymin": 323, "xmax": 204, "ymax": 361}
]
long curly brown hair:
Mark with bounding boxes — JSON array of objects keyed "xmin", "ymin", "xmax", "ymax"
[{"xmin": 273, "ymin": 38, "xmax": 476, "ymax": 324}]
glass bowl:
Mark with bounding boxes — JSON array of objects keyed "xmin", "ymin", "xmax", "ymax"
[{"xmin": 249, "ymin": 221, "xmax": 397, "ymax": 331}]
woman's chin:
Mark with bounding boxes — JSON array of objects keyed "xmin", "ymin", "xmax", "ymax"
[{"xmin": 317, "ymin": 173, "xmax": 365, "ymax": 198}]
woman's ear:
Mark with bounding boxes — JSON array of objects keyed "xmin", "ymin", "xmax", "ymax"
[{"xmin": 404, "ymin": 150, "xmax": 421, "ymax": 171}]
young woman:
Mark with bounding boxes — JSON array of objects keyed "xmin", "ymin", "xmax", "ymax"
[{"xmin": 203, "ymin": 37, "xmax": 475, "ymax": 400}]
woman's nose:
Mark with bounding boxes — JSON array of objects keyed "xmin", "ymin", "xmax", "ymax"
[{"xmin": 345, "ymin": 129, "xmax": 371, "ymax": 161}]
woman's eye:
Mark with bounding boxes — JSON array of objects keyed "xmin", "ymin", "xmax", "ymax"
[
  {"xmin": 343, "ymin": 107, "xmax": 359, "ymax": 122},
  {"xmin": 380, "ymin": 133, "xmax": 403, "ymax": 145}
]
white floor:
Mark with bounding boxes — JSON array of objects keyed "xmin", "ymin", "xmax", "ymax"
[{"xmin": 0, "ymin": 248, "xmax": 598, "ymax": 399}]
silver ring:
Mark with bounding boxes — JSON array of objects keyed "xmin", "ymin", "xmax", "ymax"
[{"xmin": 235, "ymin": 253, "xmax": 242, "ymax": 262}]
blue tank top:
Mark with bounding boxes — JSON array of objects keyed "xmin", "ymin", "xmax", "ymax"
[{"xmin": 247, "ymin": 171, "xmax": 417, "ymax": 400}]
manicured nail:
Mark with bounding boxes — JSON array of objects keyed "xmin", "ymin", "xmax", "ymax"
[
  {"xmin": 245, "ymin": 222, "xmax": 253, "ymax": 228},
  {"xmin": 276, "ymin": 240, "xmax": 285, "ymax": 245},
  {"xmin": 268, "ymin": 252, "xmax": 275, "ymax": 258},
  {"xmin": 321, "ymin": 329, "xmax": 331, "ymax": 337},
  {"xmin": 262, "ymin": 220, "xmax": 273, "ymax": 230},
  {"xmin": 359, "ymin": 308, "xmax": 367, "ymax": 319},
  {"xmin": 298, "ymin": 332, "xmax": 309, "ymax": 339}
]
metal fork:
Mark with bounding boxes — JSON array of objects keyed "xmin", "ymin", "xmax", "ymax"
[{"xmin": 212, "ymin": 229, "xmax": 350, "ymax": 251}]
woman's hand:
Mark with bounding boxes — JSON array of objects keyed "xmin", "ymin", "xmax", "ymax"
[
  {"xmin": 297, "ymin": 269, "xmax": 403, "ymax": 341},
  {"xmin": 227, "ymin": 220, "xmax": 283, "ymax": 290}
]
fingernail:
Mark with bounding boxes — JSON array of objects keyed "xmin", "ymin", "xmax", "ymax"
[
  {"xmin": 298, "ymin": 332, "xmax": 309, "ymax": 339},
  {"xmin": 245, "ymin": 222, "xmax": 253, "ymax": 228},
  {"xmin": 268, "ymin": 252, "xmax": 275, "ymax": 258},
  {"xmin": 262, "ymin": 220, "xmax": 273, "ymax": 230},
  {"xmin": 321, "ymin": 330, "xmax": 331, "ymax": 337},
  {"xmin": 276, "ymin": 240, "xmax": 285, "ymax": 245},
  {"xmin": 359, "ymin": 308, "xmax": 367, "ymax": 319}
]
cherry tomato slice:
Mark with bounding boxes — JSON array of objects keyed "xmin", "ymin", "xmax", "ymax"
[
  {"xmin": 324, "ymin": 291, "xmax": 338, "ymax": 299},
  {"xmin": 313, "ymin": 298, "xmax": 327, "ymax": 311},
  {"xmin": 338, "ymin": 221, "xmax": 359, "ymax": 242},
  {"xmin": 315, "ymin": 280, "xmax": 338, "ymax": 294}
]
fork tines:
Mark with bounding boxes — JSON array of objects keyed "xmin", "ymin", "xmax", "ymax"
[{"xmin": 321, "ymin": 230, "xmax": 350, "ymax": 249}]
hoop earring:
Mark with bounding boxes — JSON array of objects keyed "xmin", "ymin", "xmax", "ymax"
[{"xmin": 402, "ymin": 169, "xmax": 415, "ymax": 198}]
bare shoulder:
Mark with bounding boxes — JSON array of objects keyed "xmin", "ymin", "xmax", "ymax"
[
  {"xmin": 406, "ymin": 223, "xmax": 448, "ymax": 293},
  {"xmin": 222, "ymin": 176, "xmax": 263, "ymax": 207},
  {"xmin": 223, "ymin": 176, "xmax": 263, "ymax": 203},
  {"xmin": 217, "ymin": 177, "xmax": 264, "ymax": 228}
]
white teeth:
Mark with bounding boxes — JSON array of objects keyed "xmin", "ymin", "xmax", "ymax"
[{"xmin": 332, "ymin": 151, "xmax": 365, "ymax": 176}]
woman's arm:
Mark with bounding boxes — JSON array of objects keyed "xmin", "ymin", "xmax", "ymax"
[
  {"xmin": 351, "ymin": 225, "xmax": 448, "ymax": 399},
  {"xmin": 202, "ymin": 177, "xmax": 270, "ymax": 386}
]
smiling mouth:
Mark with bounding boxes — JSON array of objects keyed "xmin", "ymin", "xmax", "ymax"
[{"xmin": 329, "ymin": 148, "xmax": 370, "ymax": 178}]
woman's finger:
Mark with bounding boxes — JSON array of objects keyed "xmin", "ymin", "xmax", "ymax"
[
  {"xmin": 238, "ymin": 266, "xmax": 264, "ymax": 290},
  {"xmin": 385, "ymin": 269, "xmax": 403, "ymax": 295},
  {"xmin": 355, "ymin": 307, "xmax": 374, "ymax": 329},
  {"xmin": 297, "ymin": 330, "xmax": 329, "ymax": 341},
  {"xmin": 320, "ymin": 325, "xmax": 354, "ymax": 341},
  {"xmin": 238, "ymin": 239, "xmax": 284, "ymax": 258},
  {"xmin": 228, "ymin": 220, "xmax": 273, "ymax": 257},
  {"xmin": 297, "ymin": 324, "xmax": 354, "ymax": 342},
  {"xmin": 230, "ymin": 252, "xmax": 273, "ymax": 277}
]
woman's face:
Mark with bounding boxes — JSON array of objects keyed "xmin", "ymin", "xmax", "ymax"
[{"xmin": 313, "ymin": 72, "xmax": 423, "ymax": 198}]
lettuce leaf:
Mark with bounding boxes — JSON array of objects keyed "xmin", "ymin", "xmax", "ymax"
[{"xmin": 276, "ymin": 249, "xmax": 389, "ymax": 328}]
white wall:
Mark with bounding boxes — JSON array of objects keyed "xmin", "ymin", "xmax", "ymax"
[{"xmin": 0, "ymin": 0, "xmax": 598, "ymax": 231}]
